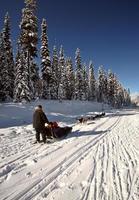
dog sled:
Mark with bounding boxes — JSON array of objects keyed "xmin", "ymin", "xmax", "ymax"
[{"xmin": 44, "ymin": 122, "xmax": 72, "ymax": 139}]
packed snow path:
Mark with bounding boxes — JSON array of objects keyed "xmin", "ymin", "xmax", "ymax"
[{"xmin": 0, "ymin": 110, "xmax": 139, "ymax": 200}]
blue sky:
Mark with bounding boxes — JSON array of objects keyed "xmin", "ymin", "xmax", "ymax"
[{"xmin": 0, "ymin": 0, "xmax": 139, "ymax": 93}]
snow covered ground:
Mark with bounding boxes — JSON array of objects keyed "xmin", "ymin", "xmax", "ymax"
[{"xmin": 0, "ymin": 100, "xmax": 139, "ymax": 200}]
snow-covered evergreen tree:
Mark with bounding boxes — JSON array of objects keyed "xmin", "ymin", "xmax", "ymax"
[
  {"xmin": 123, "ymin": 88, "xmax": 131, "ymax": 106},
  {"xmin": 0, "ymin": 33, "xmax": 5, "ymax": 101},
  {"xmin": 88, "ymin": 61, "xmax": 96, "ymax": 101},
  {"xmin": 82, "ymin": 63, "xmax": 88, "ymax": 100},
  {"xmin": 107, "ymin": 70, "xmax": 115, "ymax": 106},
  {"xmin": 58, "ymin": 45, "xmax": 66, "ymax": 101},
  {"xmin": 0, "ymin": 51, "xmax": 2, "ymax": 100},
  {"xmin": 112, "ymin": 74, "xmax": 126, "ymax": 108},
  {"xmin": 30, "ymin": 58, "xmax": 40, "ymax": 98},
  {"xmin": 98, "ymin": 66, "xmax": 106, "ymax": 102},
  {"xmin": 14, "ymin": 48, "xmax": 32, "ymax": 102},
  {"xmin": 1, "ymin": 13, "xmax": 15, "ymax": 100},
  {"xmin": 102, "ymin": 69, "xmax": 108, "ymax": 103},
  {"xmin": 13, "ymin": 43, "xmax": 21, "ymax": 102},
  {"xmin": 126, "ymin": 88, "xmax": 131, "ymax": 106},
  {"xmin": 113, "ymin": 76, "xmax": 121, "ymax": 108},
  {"xmin": 116, "ymin": 82, "xmax": 125, "ymax": 108},
  {"xmin": 19, "ymin": 0, "xmax": 38, "ymax": 99},
  {"xmin": 51, "ymin": 46, "xmax": 59, "ymax": 99},
  {"xmin": 41, "ymin": 18, "xmax": 52, "ymax": 99},
  {"xmin": 20, "ymin": 0, "xmax": 38, "ymax": 57},
  {"xmin": 74, "ymin": 48, "xmax": 83, "ymax": 100},
  {"xmin": 65, "ymin": 58, "xmax": 75, "ymax": 100}
]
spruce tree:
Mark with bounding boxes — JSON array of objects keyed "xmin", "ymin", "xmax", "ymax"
[
  {"xmin": 82, "ymin": 63, "xmax": 88, "ymax": 100},
  {"xmin": 58, "ymin": 45, "xmax": 66, "ymax": 101},
  {"xmin": 102, "ymin": 69, "xmax": 108, "ymax": 103},
  {"xmin": 74, "ymin": 48, "xmax": 83, "ymax": 100},
  {"xmin": 123, "ymin": 88, "xmax": 131, "ymax": 107},
  {"xmin": 14, "ymin": 44, "xmax": 21, "ymax": 102},
  {"xmin": 113, "ymin": 76, "xmax": 120, "ymax": 108},
  {"xmin": 20, "ymin": 0, "xmax": 38, "ymax": 57},
  {"xmin": 2, "ymin": 13, "xmax": 15, "ymax": 100},
  {"xmin": 20, "ymin": 0, "xmax": 38, "ymax": 99},
  {"xmin": 107, "ymin": 70, "xmax": 115, "ymax": 106},
  {"xmin": 116, "ymin": 82, "xmax": 124, "ymax": 108},
  {"xmin": 97, "ymin": 66, "xmax": 108, "ymax": 103},
  {"xmin": 88, "ymin": 61, "xmax": 96, "ymax": 101},
  {"xmin": 112, "ymin": 74, "xmax": 125, "ymax": 108},
  {"xmin": 14, "ymin": 48, "xmax": 31, "ymax": 102},
  {"xmin": 98, "ymin": 66, "xmax": 104, "ymax": 102},
  {"xmin": 0, "ymin": 33, "xmax": 5, "ymax": 101},
  {"xmin": 65, "ymin": 58, "xmax": 75, "ymax": 100},
  {"xmin": 126, "ymin": 88, "xmax": 131, "ymax": 106},
  {"xmin": 51, "ymin": 46, "xmax": 59, "ymax": 99},
  {"xmin": 30, "ymin": 58, "xmax": 40, "ymax": 98},
  {"xmin": 41, "ymin": 18, "xmax": 52, "ymax": 99}
]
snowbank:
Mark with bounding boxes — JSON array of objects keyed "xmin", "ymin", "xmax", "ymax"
[{"xmin": 0, "ymin": 100, "xmax": 110, "ymax": 128}]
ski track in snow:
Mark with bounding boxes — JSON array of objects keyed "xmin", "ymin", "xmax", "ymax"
[{"xmin": 0, "ymin": 110, "xmax": 139, "ymax": 200}]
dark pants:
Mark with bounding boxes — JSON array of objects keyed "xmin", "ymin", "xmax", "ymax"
[{"xmin": 35, "ymin": 128, "xmax": 46, "ymax": 143}]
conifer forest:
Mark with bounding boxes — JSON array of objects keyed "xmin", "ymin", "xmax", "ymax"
[{"xmin": 0, "ymin": 0, "xmax": 131, "ymax": 108}]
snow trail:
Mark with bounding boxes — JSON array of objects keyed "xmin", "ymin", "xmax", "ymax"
[{"xmin": 0, "ymin": 109, "xmax": 139, "ymax": 200}]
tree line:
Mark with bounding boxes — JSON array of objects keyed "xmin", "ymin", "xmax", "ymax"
[{"xmin": 0, "ymin": 0, "xmax": 131, "ymax": 108}]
